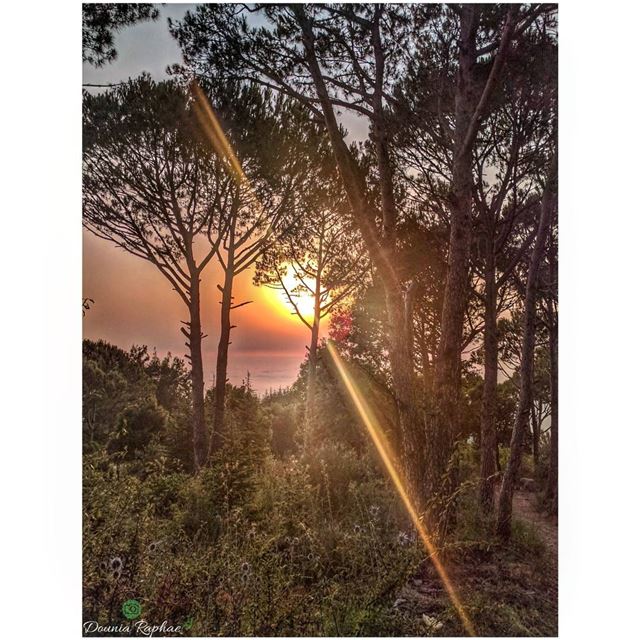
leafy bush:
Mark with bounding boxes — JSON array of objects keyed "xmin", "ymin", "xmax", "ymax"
[
  {"xmin": 83, "ymin": 446, "xmax": 421, "ymax": 635},
  {"xmin": 108, "ymin": 401, "xmax": 168, "ymax": 462}
]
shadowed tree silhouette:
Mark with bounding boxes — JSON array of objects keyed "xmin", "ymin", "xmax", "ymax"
[
  {"xmin": 83, "ymin": 76, "xmax": 232, "ymax": 470},
  {"xmin": 255, "ymin": 170, "xmax": 368, "ymax": 427},
  {"xmin": 82, "ymin": 3, "xmax": 159, "ymax": 68}
]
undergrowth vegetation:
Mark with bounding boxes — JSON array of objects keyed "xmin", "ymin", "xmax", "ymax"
[{"xmin": 83, "ymin": 340, "xmax": 556, "ymax": 636}]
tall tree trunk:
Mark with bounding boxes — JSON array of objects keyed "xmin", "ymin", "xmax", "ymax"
[
  {"xmin": 386, "ymin": 288, "xmax": 425, "ymax": 509},
  {"xmin": 305, "ymin": 278, "xmax": 321, "ymax": 425},
  {"xmin": 531, "ymin": 397, "xmax": 540, "ymax": 471},
  {"xmin": 428, "ymin": 5, "xmax": 520, "ymax": 523},
  {"xmin": 545, "ymin": 303, "xmax": 558, "ymax": 514},
  {"xmin": 292, "ymin": 2, "xmax": 517, "ymax": 523},
  {"xmin": 305, "ymin": 233, "xmax": 324, "ymax": 426},
  {"xmin": 302, "ymin": 309, "xmax": 321, "ymax": 453},
  {"xmin": 496, "ymin": 155, "xmax": 557, "ymax": 539},
  {"xmin": 425, "ymin": 6, "xmax": 478, "ymax": 517},
  {"xmin": 211, "ymin": 253, "xmax": 234, "ymax": 455},
  {"xmin": 371, "ymin": 6, "xmax": 427, "ymax": 513},
  {"xmin": 479, "ymin": 241, "xmax": 498, "ymax": 511},
  {"xmin": 428, "ymin": 6, "xmax": 517, "ymax": 527},
  {"xmin": 187, "ymin": 279, "xmax": 207, "ymax": 470},
  {"xmin": 294, "ymin": 6, "xmax": 426, "ymax": 511}
]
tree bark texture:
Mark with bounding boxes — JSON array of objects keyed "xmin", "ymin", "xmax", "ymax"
[
  {"xmin": 429, "ymin": 5, "xmax": 518, "ymax": 524},
  {"xmin": 425, "ymin": 6, "xmax": 478, "ymax": 513},
  {"xmin": 531, "ymin": 398, "xmax": 540, "ymax": 470},
  {"xmin": 479, "ymin": 241, "xmax": 498, "ymax": 511},
  {"xmin": 545, "ymin": 303, "xmax": 558, "ymax": 514},
  {"xmin": 211, "ymin": 247, "xmax": 235, "ymax": 456},
  {"xmin": 187, "ymin": 280, "xmax": 208, "ymax": 470},
  {"xmin": 305, "ymin": 274, "xmax": 322, "ymax": 426}
]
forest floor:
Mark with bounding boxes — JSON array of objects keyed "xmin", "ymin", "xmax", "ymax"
[
  {"xmin": 513, "ymin": 489, "xmax": 558, "ymax": 555},
  {"xmin": 394, "ymin": 490, "xmax": 558, "ymax": 636}
]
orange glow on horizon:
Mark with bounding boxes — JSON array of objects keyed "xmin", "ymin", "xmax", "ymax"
[{"xmin": 326, "ymin": 341, "xmax": 476, "ymax": 637}]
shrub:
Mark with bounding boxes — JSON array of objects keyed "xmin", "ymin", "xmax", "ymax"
[{"xmin": 83, "ymin": 444, "xmax": 421, "ymax": 635}]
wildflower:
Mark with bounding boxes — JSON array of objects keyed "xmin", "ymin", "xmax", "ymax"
[
  {"xmin": 353, "ymin": 524, "xmax": 362, "ymax": 534},
  {"xmin": 109, "ymin": 556, "xmax": 123, "ymax": 571},
  {"xmin": 99, "ymin": 560, "xmax": 107, "ymax": 572},
  {"xmin": 112, "ymin": 569, "xmax": 122, "ymax": 580},
  {"xmin": 422, "ymin": 614, "xmax": 443, "ymax": 632},
  {"xmin": 397, "ymin": 531, "xmax": 410, "ymax": 546},
  {"xmin": 369, "ymin": 505, "xmax": 380, "ymax": 517}
]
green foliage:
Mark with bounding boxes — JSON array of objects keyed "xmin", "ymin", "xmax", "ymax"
[
  {"xmin": 83, "ymin": 340, "xmax": 154, "ymax": 450},
  {"xmin": 294, "ymin": 349, "xmax": 375, "ymax": 452},
  {"xmin": 83, "ymin": 342, "xmax": 420, "ymax": 634},
  {"xmin": 262, "ymin": 387, "xmax": 300, "ymax": 457},
  {"xmin": 83, "ymin": 451, "xmax": 421, "ymax": 635},
  {"xmin": 83, "ymin": 339, "xmax": 557, "ymax": 636},
  {"xmin": 107, "ymin": 400, "xmax": 168, "ymax": 462},
  {"xmin": 83, "ymin": 340, "xmax": 192, "ymax": 469}
]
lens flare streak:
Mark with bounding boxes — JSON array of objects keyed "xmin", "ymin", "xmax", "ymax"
[
  {"xmin": 190, "ymin": 82, "xmax": 275, "ymax": 248},
  {"xmin": 326, "ymin": 341, "xmax": 475, "ymax": 636},
  {"xmin": 191, "ymin": 82, "xmax": 246, "ymax": 185}
]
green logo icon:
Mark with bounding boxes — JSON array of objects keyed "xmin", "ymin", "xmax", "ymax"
[
  {"xmin": 122, "ymin": 599, "xmax": 142, "ymax": 620},
  {"xmin": 183, "ymin": 616, "xmax": 194, "ymax": 630}
]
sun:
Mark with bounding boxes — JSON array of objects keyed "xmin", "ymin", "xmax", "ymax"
[{"xmin": 265, "ymin": 270, "xmax": 318, "ymax": 323}]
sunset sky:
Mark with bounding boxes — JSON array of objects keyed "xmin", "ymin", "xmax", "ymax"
[{"xmin": 82, "ymin": 4, "xmax": 361, "ymax": 393}]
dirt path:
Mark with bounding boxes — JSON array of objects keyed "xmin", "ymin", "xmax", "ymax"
[{"xmin": 511, "ymin": 490, "xmax": 558, "ymax": 556}]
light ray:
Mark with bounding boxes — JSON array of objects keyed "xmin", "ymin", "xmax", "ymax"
[
  {"xmin": 326, "ymin": 341, "xmax": 476, "ymax": 636},
  {"xmin": 191, "ymin": 82, "xmax": 246, "ymax": 185},
  {"xmin": 190, "ymin": 81, "xmax": 276, "ymax": 243}
]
